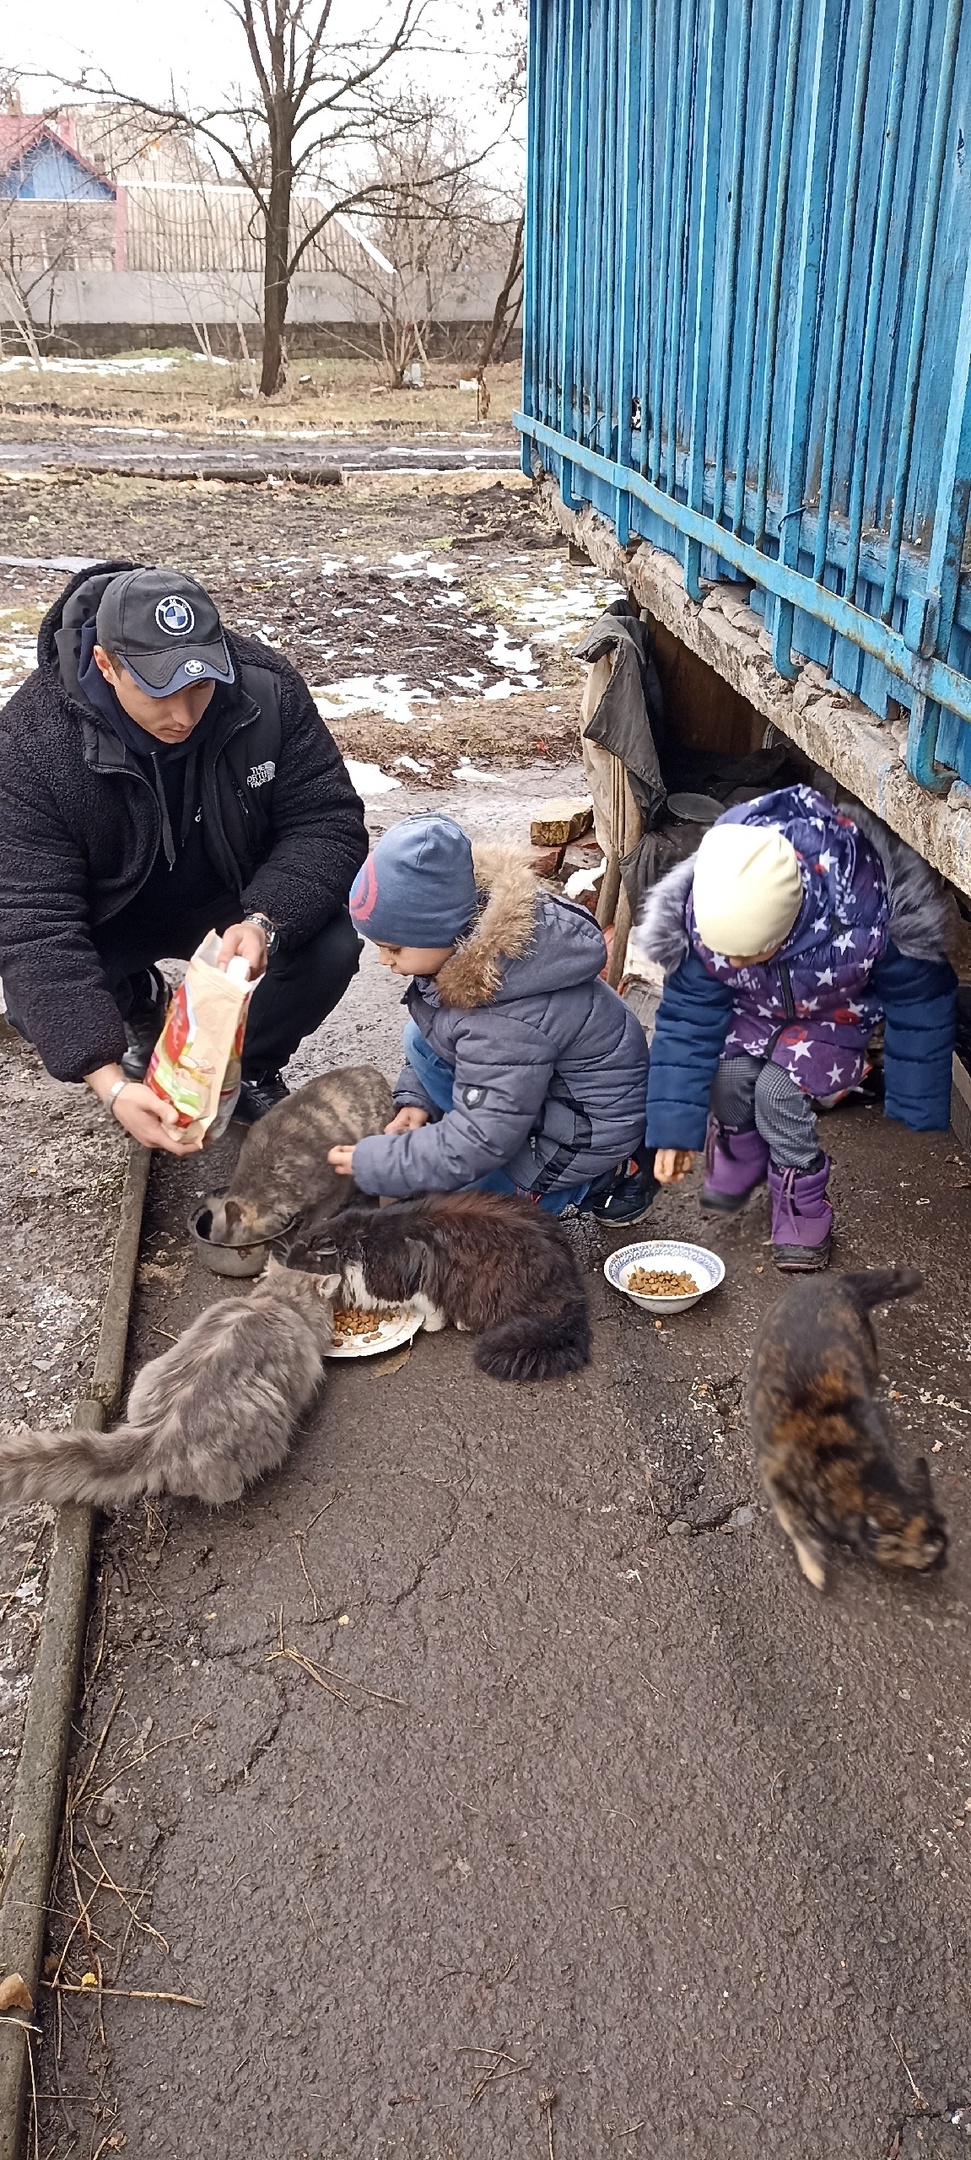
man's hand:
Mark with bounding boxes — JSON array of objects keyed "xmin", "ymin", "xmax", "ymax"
[
  {"xmin": 216, "ymin": 921, "xmax": 268, "ymax": 980},
  {"xmin": 86, "ymin": 1067, "xmax": 203, "ymax": 1155},
  {"xmin": 654, "ymin": 1147, "xmax": 696, "ymax": 1184},
  {"xmin": 384, "ymin": 1106, "xmax": 430, "ymax": 1134},
  {"xmin": 327, "ymin": 1145, "xmax": 356, "ymax": 1177}
]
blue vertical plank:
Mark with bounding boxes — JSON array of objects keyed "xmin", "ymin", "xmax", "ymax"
[
  {"xmin": 811, "ymin": 0, "xmax": 878, "ymax": 579},
  {"xmin": 615, "ymin": 0, "xmax": 644, "ymax": 547},
  {"xmin": 685, "ymin": 0, "xmax": 729, "ymax": 601},
  {"xmin": 881, "ymin": 0, "xmax": 964, "ymax": 621},
  {"xmin": 662, "ymin": 0, "xmax": 699, "ymax": 499},
  {"xmin": 905, "ymin": 236, "xmax": 971, "ymax": 786},
  {"xmin": 752, "ymin": 0, "xmax": 806, "ymax": 552},
  {"xmin": 710, "ymin": 0, "xmax": 753, "ymax": 528},
  {"xmin": 843, "ymin": 0, "xmax": 916, "ymax": 600},
  {"xmin": 730, "ymin": 0, "xmax": 784, "ymax": 535},
  {"xmin": 772, "ymin": 0, "xmax": 842, "ymax": 677}
]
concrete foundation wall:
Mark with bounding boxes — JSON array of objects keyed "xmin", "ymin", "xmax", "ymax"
[{"xmin": 547, "ymin": 483, "xmax": 971, "ymax": 903}]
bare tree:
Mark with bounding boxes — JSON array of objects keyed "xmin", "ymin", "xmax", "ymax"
[
  {"xmin": 60, "ymin": 1, "xmax": 502, "ymax": 398},
  {"xmin": 328, "ymin": 107, "xmax": 515, "ymax": 388}
]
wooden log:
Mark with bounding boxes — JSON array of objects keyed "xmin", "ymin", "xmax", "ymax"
[{"xmin": 530, "ymin": 798, "xmax": 594, "ymax": 847}]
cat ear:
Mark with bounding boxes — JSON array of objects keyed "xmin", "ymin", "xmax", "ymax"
[
  {"xmin": 223, "ymin": 1198, "xmax": 243, "ymax": 1232},
  {"xmin": 913, "ymin": 1457, "xmax": 933, "ymax": 1503}
]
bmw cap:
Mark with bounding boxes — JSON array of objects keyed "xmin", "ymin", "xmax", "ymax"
[{"xmin": 96, "ymin": 567, "xmax": 235, "ymax": 696}]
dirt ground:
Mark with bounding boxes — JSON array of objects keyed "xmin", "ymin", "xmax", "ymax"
[
  {"xmin": 0, "ymin": 353, "xmax": 522, "ymax": 439},
  {"xmin": 0, "ymin": 468, "xmax": 613, "ymax": 778},
  {"xmin": 0, "ymin": 1023, "xmax": 127, "ymax": 1839},
  {"xmin": 32, "ymin": 1060, "xmax": 971, "ymax": 2160}
]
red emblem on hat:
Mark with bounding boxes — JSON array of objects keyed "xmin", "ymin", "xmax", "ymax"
[{"xmin": 350, "ymin": 855, "xmax": 379, "ymax": 923}]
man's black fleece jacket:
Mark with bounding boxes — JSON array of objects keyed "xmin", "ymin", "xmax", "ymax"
[{"xmin": 0, "ymin": 561, "xmax": 368, "ymax": 1081}]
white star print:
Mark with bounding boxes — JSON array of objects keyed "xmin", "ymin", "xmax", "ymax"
[
  {"xmin": 799, "ymin": 998, "xmax": 819, "ymax": 1013},
  {"xmin": 816, "ymin": 850, "xmax": 833, "ymax": 872},
  {"xmin": 815, "ymin": 967, "xmax": 834, "ymax": 986},
  {"xmin": 847, "ymin": 1000, "xmax": 864, "ymax": 1017},
  {"xmin": 833, "ymin": 931, "xmax": 855, "ymax": 953},
  {"xmin": 812, "ymin": 916, "xmax": 829, "ymax": 934},
  {"xmin": 827, "ymin": 1064, "xmax": 844, "ymax": 1086},
  {"xmin": 791, "ymin": 1041, "xmax": 813, "ymax": 1061}
]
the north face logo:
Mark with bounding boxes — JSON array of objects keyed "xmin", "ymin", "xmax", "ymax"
[{"xmin": 247, "ymin": 761, "xmax": 276, "ymax": 788}]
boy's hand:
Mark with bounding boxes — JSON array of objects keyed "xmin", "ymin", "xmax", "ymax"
[
  {"xmin": 384, "ymin": 1107, "xmax": 429, "ymax": 1134},
  {"xmin": 654, "ymin": 1148, "xmax": 696, "ymax": 1184},
  {"xmin": 327, "ymin": 1146, "xmax": 356, "ymax": 1177}
]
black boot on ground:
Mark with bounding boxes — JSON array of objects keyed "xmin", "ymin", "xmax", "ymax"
[{"xmin": 234, "ymin": 1071, "xmax": 290, "ymax": 1123}]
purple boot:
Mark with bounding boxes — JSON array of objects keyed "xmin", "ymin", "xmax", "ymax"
[
  {"xmin": 768, "ymin": 1158, "xmax": 833, "ymax": 1271},
  {"xmin": 700, "ymin": 1120, "xmax": 770, "ymax": 1214}
]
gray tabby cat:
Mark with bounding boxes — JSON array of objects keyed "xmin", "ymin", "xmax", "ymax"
[
  {"xmin": 0, "ymin": 1260, "xmax": 332, "ymax": 1511},
  {"xmin": 208, "ymin": 1066, "xmax": 394, "ymax": 1247}
]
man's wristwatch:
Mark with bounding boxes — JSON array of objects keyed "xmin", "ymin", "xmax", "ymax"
[{"xmin": 245, "ymin": 912, "xmax": 279, "ymax": 956}]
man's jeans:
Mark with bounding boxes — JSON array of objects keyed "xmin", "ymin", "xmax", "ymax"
[{"xmin": 401, "ymin": 1019, "xmax": 590, "ymax": 1217}]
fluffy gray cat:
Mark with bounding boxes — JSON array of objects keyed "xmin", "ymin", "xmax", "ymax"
[{"xmin": 0, "ymin": 1260, "xmax": 333, "ymax": 1511}]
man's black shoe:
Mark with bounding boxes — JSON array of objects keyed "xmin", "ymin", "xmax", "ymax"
[
  {"xmin": 234, "ymin": 1072, "xmax": 290, "ymax": 1123},
  {"xmin": 584, "ymin": 1146, "xmax": 658, "ymax": 1226},
  {"xmin": 120, "ymin": 967, "xmax": 167, "ymax": 1080}
]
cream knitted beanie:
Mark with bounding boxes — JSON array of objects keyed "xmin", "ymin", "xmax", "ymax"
[{"xmin": 692, "ymin": 822, "xmax": 804, "ymax": 957}]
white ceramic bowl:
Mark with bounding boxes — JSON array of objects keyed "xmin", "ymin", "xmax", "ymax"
[{"xmin": 604, "ymin": 1238, "xmax": 726, "ymax": 1314}]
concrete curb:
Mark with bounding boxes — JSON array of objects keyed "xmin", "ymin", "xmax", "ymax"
[{"xmin": 0, "ymin": 1138, "xmax": 150, "ymax": 2160}]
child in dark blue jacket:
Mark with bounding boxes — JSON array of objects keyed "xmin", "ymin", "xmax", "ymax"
[{"xmin": 636, "ymin": 787, "xmax": 956, "ymax": 1269}]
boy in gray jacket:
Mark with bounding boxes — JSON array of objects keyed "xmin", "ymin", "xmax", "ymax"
[{"xmin": 327, "ymin": 815, "xmax": 654, "ymax": 1222}]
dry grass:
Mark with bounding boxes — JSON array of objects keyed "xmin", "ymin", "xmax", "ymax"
[{"xmin": 0, "ymin": 352, "xmax": 522, "ymax": 438}]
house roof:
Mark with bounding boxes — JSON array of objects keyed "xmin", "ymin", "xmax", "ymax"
[{"xmin": 0, "ymin": 116, "xmax": 115, "ymax": 197}]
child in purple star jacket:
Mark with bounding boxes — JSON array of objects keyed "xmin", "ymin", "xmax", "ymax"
[{"xmin": 637, "ymin": 786, "xmax": 957, "ymax": 1270}]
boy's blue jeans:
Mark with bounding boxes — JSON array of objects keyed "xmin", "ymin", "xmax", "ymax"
[{"xmin": 401, "ymin": 1020, "xmax": 590, "ymax": 1217}]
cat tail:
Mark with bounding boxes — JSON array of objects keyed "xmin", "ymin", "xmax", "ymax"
[
  {"xmin": 841, "ymin": 1268, "xmax": 923, "ymax": 1313},
  {"xmin": 475, "ymin": 1300, "xmax": 591, "ymax": 1383},
  {"xmin": 0, "ymin": 1422, "xmax": 151, "ymax": 1510}
]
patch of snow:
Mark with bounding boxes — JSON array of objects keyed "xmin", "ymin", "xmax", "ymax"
[
  {"xmin": 0, "ymin": 554, "xmax": 96, "ymax": 572},
  {"xmin": 489, "ymin": 622, "xmax": 535, "ymax": 674},
  {"xmin": 565, "ymin": 856, "xmax": 606, "ymax": 898},
  {"xmin": 454, "ymin": 760, "xmax": 509, "ymax": 785},
  {"xmin": 0, "ymin": 355, "xmax": 178, "ymax": 376},
  {"xmin": 313, "ymin": 675, "xmax": 438, "ymax": 727},
  {"xmin": 344, "ymin": 758, "xmax": 402, "ymax": 797},
  {"xmin": 394, "ymin": 754, "xmax": 431, "ymax": 774},
  {"xmin": 481, "ymin": 679, "xmax": 514, "ymax": 701}
]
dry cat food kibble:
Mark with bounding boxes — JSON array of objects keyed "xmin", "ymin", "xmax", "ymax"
[
  {"xmin": 332, "ymin": 1306, "xmax": 404, "ymax": 1341},
  {"xmin": 625, "ymin": 1267, "xmax": 698, "ymax": 1298}
]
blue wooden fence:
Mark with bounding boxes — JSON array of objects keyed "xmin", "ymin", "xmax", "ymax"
[{"xmin": 514, "ymin": 0, "xmax": 971, "ymax": 792}]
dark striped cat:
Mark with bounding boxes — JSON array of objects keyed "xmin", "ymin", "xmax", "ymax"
[
  {"xmin": 280, "ymin": 1189, "xmax": 591, "ymax": 1383},
  {"xmin": 747, "ymin": 1269, "xmax": 947, "ymax": 1589}
]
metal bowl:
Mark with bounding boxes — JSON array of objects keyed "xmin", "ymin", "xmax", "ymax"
[
  {"xmin": 188, "ymin": 1200, "xmax": 267, "ymax": 1279},
  {"xmin": 604, "ymin": 1238, "xmax": 726, "ymax": 1314}
]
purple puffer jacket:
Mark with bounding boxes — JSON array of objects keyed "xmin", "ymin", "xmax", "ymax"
[{"xmin": 689, "ymin": 786, "xmax": 887, "ymax": 1096}]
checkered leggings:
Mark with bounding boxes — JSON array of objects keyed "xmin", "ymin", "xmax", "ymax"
[{"xmin": 709, "ymin": 1053, "xmax": 821, "ymax": 1171}]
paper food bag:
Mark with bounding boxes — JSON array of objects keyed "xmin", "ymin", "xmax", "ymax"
[{"xmin": 146, "ymin": 934, "xmax": 255, "ymax": 1144}]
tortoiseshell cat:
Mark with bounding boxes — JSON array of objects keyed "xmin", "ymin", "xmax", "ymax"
[
  {"xmin": 281, "ymin": 1190, "xmax": 591, "ymax": 1382},
  {"xmin": 207, "ymin": 1066, "xmax": 393, "ymax": 1247},
  {"xmin": 0, "ymin": 1260, "xmax": 333, "ymax": 1511},
  {"xmin": 747, "ymin": 1269, "xmax": 947, "ymax": 1590}
]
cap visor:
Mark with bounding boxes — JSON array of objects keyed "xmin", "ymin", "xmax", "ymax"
[{"xmin": 120, "ymin": 639, "xmax": 235, "ymax": 695}]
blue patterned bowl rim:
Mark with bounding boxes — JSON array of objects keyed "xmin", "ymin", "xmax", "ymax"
[{"xmin": 603, "ymin": 1239, "xmax": 726, "ymax": 1295}]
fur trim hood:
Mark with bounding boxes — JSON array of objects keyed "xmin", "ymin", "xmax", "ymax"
[
  {"xmin": 636, "ymin": 791, "xmax": 953, "ymax": 977},
  {"xmin": 435, "ymin": 843, "xmax": 607, "ymax": 1009}
]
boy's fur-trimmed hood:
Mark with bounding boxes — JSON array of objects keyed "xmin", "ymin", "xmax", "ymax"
[
  {"xmin": 635, "ymin": 794, "xmax": 954, "ymax": 978},
  {"xmin": 435, "ymin": 843, "xmax": 606, "ymax": 1009}
]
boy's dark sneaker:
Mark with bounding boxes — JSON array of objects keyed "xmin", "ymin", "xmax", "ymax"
[
  {"xmin": 585, "ymin": 1147, "xmax": 658, "ymax": 1226},
  {"xmin": 120, "ymin": 966, "xmax": 167, "ymax": 1080},
  {"xmin": 234, "ymin": 1071, "xmax": 290, "ymax": 1123}
]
